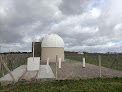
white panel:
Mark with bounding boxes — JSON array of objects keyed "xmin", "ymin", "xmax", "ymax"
[
  {"xmin": 27, "ymin": 57, "xmax": 40, "ymax": 71},
  {"xmin": 59, "ymin": 58, "xmax": 61, "ymax": 68},
  {"xmin": 83, "ymin": 58, "xmax": 85, "ymax": 68},
  {"xmin": 41, "ymin": 34, "xmax": 64, "ymax": 47}
]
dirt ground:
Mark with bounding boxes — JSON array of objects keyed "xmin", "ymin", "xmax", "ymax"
[{"xmin": 41, "ymin": 59, "xmax": 122, "ymax": 80}]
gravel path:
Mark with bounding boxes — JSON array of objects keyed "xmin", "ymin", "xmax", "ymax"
[{"xmin": 42, "ymin": 59, "xmax": 122, "ymax": 80}]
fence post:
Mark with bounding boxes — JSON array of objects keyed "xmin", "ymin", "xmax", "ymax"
[
  {"xmin": 18, "ymin": 55, "xmax": 20, "ymax": 67},
  {"xmin": 116, "ymin": 54, "xmax": 119, "ymax": 70},
  {"xmin": 0, "ymin": 61, "xmax": 1, "ymax": 72},
  {"xmin": 98, "ymin": 54, "xmax": 101, "ymax": 77},
  {"xmin": 0, "ymin": 62, "xmax": 2, "ymax": 71},
  {"xmin": 17, "ymin": 56, "xmax": 19, "ymax": 67},
  {"xmin": 56, "ymin": 55, "xmax": 58, "ymax": 80},
  {"xmin": 1, "ymin": 56, "xmax": 4, "ymax": 76},
  {"xmin": 1, "ymin": 64, "xmax": 4, "ymax": 77},
  {"xmin": 85, "ymin": 54, "xmax": 87, "ymax": 62}
]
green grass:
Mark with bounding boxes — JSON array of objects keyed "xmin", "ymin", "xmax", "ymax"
[
  {"xmin": 0, "ymin": 77, "xmax": 122, "ymax": 92},
  {"xmin": 65, "ymin": 55, "xmax": 83, "ymax": 62},
  {"xmin": 65, "ymin": 55, "xmax": 122, "ymax": 71}
]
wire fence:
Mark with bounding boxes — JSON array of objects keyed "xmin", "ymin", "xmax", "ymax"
[
  {"xmin": 0, "ymin": 53, "xmax": 32, "ymax": 78},
  {"xmin": 65, "ymin": 53, "xmax": 122, "ymax": 71},
  {"xmin": 0, "ymin": 52, "xmax": 122, "ymax": 80}
]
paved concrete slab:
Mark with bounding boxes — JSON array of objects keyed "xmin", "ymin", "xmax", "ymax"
[
  {"xmin": 0, "ymin": 65, "xmax": 26, "ymax": 82},
  {"xmin": 0, "ymin": 65, "xmax": 55, "ymax": 82},
  {"xmin": 38, "ymin": 65, "xmax": 55, "ymax": 79},
  {"xmin": 50, "ymin": 60, "xmax": 122, "ymax": 80},
  {"xmin": 20, "ymin": 71, "xmax": 39, "ymax": 81}
]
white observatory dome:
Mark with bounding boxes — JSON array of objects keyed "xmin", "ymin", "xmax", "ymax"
[{"xmin": 41, "ymin": 34, "xmax": 64, "ymax": 47}]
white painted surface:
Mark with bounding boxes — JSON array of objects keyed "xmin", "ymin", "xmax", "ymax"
[
  {"xmin": 27, "ymin": 57, "xmax": 40, "ymax": 71},
  {"xmin": 46, "ymin": 58, "xmax": 49, "ymax": 73},
  {"xmin": 38, "ymin": 65, "xmax": 55, "ymax": 79},
  {"xmin": 41, "ymin": 34, "xmax": 64, "ymax": 47},
  {"xmin": 0, "ymin": 65, "xmax": 26, "ymax": 82},
  {"xmin": 83, "ymin": 58, "xmax": 85, "ymax": 68},
  {"xmin": 47, "ymin": 58, "xmax": 49, "ymax": 65},
  {"xmin": 46, "ymin": 58, "xmax": 49, "ymax": 70},
  {"xmin": 59, "ymin": 58, "xmax": 61, "ymax": 68}
]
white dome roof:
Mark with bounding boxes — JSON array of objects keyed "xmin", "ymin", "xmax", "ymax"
[{"xmin": 41, "ymin": 34, "xmax": 64, "ymax": 47}]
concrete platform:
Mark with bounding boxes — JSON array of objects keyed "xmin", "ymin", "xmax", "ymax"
[
  {"xmin": 0, "ymin": 65, "xmax": 26, "ymax": 82},
  {"xmin": 19, "ymin": 71, "xmax": 39, "ymax": 81},
  {"xmin": 0, "ymin": 65, "xmax": 55, "ymax": 83},
  {"xmin": 38, "ymin": 65, "xmax": 55, "ymax": 79}
]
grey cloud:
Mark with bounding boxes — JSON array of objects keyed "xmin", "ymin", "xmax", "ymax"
[
  {"xmin": 59, "ymin": 0, "xmax": 93, "ymax": 15},
  {"xmin": 0, "ymin": 0, "xmax": 122, "ymax": 53}
]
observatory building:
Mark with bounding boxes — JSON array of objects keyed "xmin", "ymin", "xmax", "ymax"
[{"xmin": 41, "ymin": 34, "xmax": 64, "ymax": 62}]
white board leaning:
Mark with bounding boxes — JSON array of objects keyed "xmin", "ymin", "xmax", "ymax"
[{"xmin": 27, "ymin": 57, "xmax": 40, "ymax": 71}]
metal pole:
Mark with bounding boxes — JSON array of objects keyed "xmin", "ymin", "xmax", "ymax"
[
  {"xmin": 56, "ymin": 55, "xmax": 58, "ymax": 80},
  {"xmin": 98, "ymin": 54, "xmax": 101, "ymax": 77},
  {"xmin": 83, "ymin": 57, "xmax": 85, "ymax": 68},
  {"xmin": 33, "ymin": 42, "xmax": 35, "ymax": 62}
]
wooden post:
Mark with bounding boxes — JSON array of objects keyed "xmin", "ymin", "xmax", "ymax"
[
  {"xmin": 111, "ymin": 59, "xmax": 117, "ymax": 68},
  {"xmin": 0, "ymin": 56, "xmax": 15, "ymax": 83},
  {"xmin": 98, "ymin": 54, "xmax": 101, "ymax": 77},
  {"xmin": 18, "ymin": 56, "xmax": 20, "ymax": 67},
  {"xmin": 116, "ymin": 54, "xmax": 119, "ymax": 70},
  {"xmin": 23, "ymin": 54, "xmax": 25, "ymax": 64},
  {"xmin": 8, "ymin": 60, "xmax": 11, "ymax": 71},
  {"xmin": 56, "ymin": 55, "xmax": 58, "ymax": 80},
  {"xmin": 11, "ymin": 59, "xmax": 13, "ymax": 71},
  {"xmin": 85, "ymin": 54, "xmax": 87, "ymax": 62},
  {"xmin": 18, "ymin": 55, "xmax": 19, "ymax": 67},
  {"xmin": 1, "ymin": 64, "xmax": 4, "ymax": 77},
  {"xmin": 0, "ymin": 61, "xmax": 1, "ymax": 72}
]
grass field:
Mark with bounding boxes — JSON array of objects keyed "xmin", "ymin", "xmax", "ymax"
[
  {"xmin": 0, "ymin": 77, "xmax": 122, "ymax": 92},
  {"xmin": 65, "ymin": 54, "xmax": 122, "ymax": 71}
]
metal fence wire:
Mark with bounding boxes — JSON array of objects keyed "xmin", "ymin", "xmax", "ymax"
[
  {"xmin": 65, "ymin": 53, "xmax": 122, "ymax": 71},
  {"xmin": 0, "ymin": 53, "xmax": 32, "ymax": 77},
  {"xmin": 0, "ymin": 53, "xmax": 122, "ymax": 79}
]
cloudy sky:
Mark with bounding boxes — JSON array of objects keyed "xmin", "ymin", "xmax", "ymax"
[{"xmin": 0, "ymin": 0, "xmax": 122, "ymax": 53}]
